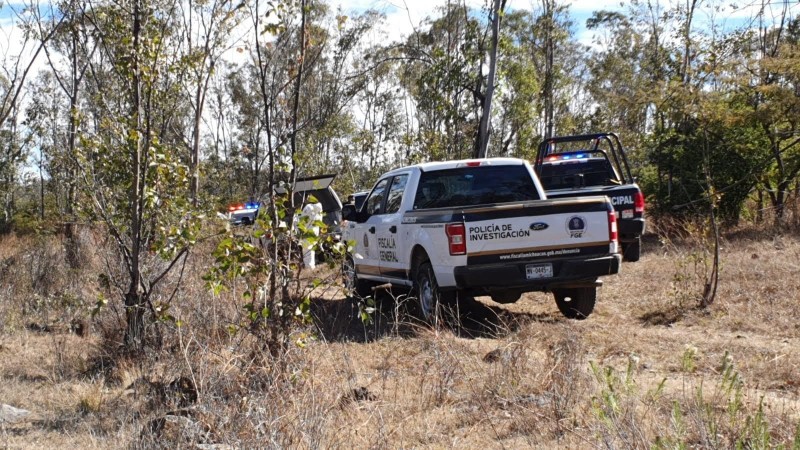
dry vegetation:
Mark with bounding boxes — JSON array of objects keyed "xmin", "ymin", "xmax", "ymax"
[{"xmin": 1, "ymin": 222, "xmax": 799, "ymax": 449}]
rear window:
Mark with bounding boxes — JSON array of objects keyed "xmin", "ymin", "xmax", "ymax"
[
  {"xmin": 539, "ymin": 159, "xmax": 619, "ymax": 190},
  {"xmin": 413, "ymin": 165, "xmax": 539, "ymax": 210}
]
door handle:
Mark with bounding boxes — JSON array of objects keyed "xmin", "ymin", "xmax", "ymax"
[
  {"xmin": 389, "ymin": 226, "xmax": 397, "ymax": 233},
  {"xmin": 369, "ymin": 226, "xmax": 376, "ymax": 234}
]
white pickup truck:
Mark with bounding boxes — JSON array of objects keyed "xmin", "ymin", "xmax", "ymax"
[{"xmin": 341, "ymin": 157, "xmax": 622, "ymax": 320}]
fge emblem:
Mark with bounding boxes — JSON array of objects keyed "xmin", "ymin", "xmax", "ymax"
[{"xmin": 566, "ymin": 216, "xmax": 587, "ymax": 238}]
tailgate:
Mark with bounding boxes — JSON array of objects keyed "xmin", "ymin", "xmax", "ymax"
[
  {"xmin": 463, "ymin": 197, "xmax": 612, "ymax": 265},
  {"xmin": 547, "ymin": 185, "xmax": 641, "ymax": 218}
]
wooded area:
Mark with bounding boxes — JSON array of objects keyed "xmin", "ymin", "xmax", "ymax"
[
  {"xmin": 0, "ymin": 0, "xmax": 798, "ymax": 343},
  {"xmin": 1, "ymin": 0, "xmax": 797, "ymax": 227},
  {"xmin": 1, "ymin": 1, "xmax": 799, "ymax": 446}
]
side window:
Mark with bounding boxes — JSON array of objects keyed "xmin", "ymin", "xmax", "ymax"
[
  {"xmin": 365, "ymin": 178, "xmax": 389, "ymax": 216},
  {"xmin": 384, "ymin": 175, "xmax": 409, "ymax": 214}
]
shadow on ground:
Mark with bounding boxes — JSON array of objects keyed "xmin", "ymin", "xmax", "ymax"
[{"xmin": 310, "ymin": 289, "xmax": 560, "ymax": 343}]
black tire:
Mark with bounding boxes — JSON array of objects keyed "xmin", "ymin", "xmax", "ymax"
[
  {"xmin": 622, "ymin": 237, "xmax": 641, "ymax": 262},
  {"xmin": 490, "ymin": 290, "xmax": 522, "ymax": 304},
  {"xmin": 413, "ymin": 262, "xmax": 455, "ymax": 322},
  {"xmin": 342, "ymin": 256, "xmax": 372, "ymax": 298},
  {"xmin": 553, "ymin": 287, "xmax": 596, "ymax": 320}
]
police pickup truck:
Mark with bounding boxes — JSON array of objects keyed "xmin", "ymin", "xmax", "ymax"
[
  {"xmin": 341, "ymin": 157, "xmax": 621, "ymax": 320},
  {"xmin": 534, "ymin": 133, "xmax": 646, "ymax": 262}
]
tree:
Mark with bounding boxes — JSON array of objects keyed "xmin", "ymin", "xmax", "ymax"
[
  {"xmin": 475, "ymin": 0, "xmax": 505, "ymax": 158},
  {"xmin": 72, "ymin": 0, "xmax": 201, "ymax": 348},
  {"xmin": 177, "ymin": 0, "xmax": 243, "ymax": 204},
  {"xmin": 0, "ymin": 0, "xmax": 63, "ymax": 231}
]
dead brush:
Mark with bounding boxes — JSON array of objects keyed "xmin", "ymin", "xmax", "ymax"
[
  {"xmin": 0, "ymin": 233, "xmax": 93, "ymax": 335},
  {"xmin": 638, "ymin": 216, "xmax": 723, "ymax": 325},
  {"xmin": 413, "ymin": 334, "xmax": 467, "ymax": 409},
  {"xmin": 585, "ymin": 347, "xmax": 800, "ymax": 448},
  {"xmin": 501, "ymin": 326, "xmax": 591, "ymax": 442}
]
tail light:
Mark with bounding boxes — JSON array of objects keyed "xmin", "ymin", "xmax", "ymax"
[
  {"xmin": 608, "ymin": 207, "xmax": 619, "ymax": 254},
  {"xmin": 634, "ymin": 191, "xmax": 645, "ymax": 214},
  {"xmin": 445, "ymin": 223, "xmax": 467, "ymax": 255}
]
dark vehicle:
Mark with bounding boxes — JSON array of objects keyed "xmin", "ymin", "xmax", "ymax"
[
  {"xmin": 533, "ymin": 132, "xmax": 645, "ymax": 262},
  {"xmin": 342, "ymin": 191, "xmax": 368, "ymax": 221},
  {"xmin": 353, "ymin": 191, "xmax": 368, "ymax": 211},
  {"xmin": 274, "ymin": 174, "xmax": 344, "ymax": 238},
  {"xmin": 228, "ymin": 174, "xmax": 344, "ymax": 240}
]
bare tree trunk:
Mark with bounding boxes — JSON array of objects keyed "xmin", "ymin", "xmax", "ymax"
[
  {"xmin": 680, "ymin": 0, "xmax": 698, "ymax": 85},
  {"xmin": 190, "ymin": 95, "xmax": 202, "ymax": 204},
  {"xmin": 476, "ymin": 0, "xmax": 503, "ymax": 158},
  {"xmin": 125, "ymin": 0, "xmax": 146, "ymax": 348},
  {"xmin": 39, "ymin": 149, "xmax": 45, "ymax": 220},
  {"xmin": 700, "ymin": 131, "xmax": 719, "ymax": 308},
  {"xmin": 756, "ymin": 187, "xmax": 764, "ymax": 223},
  {"xmin": 543, "ymin": 0, "xmax": 554, "ymax": 139},
  {"xmin": 64, "ymin": 26, "xmax": 83, "ymax": 268}
]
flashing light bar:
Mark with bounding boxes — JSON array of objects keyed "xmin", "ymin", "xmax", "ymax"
[
  {"xmin": 227, "ymin": 202, "xmax": 260, "ymax": 212},
  {"xmin": 545, "ymin": 153, "xmax": 588, "ymax": 162}
]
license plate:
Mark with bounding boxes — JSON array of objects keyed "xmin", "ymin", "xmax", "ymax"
[{"xmin": 526, "ymin": 263, "xmax": 553, "ymax": 279}]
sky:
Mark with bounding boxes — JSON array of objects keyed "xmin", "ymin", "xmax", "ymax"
[
  {"xmin": 3, "ymin": 0, "xmax": 798, "ymax": 58},
  {"xmin": 322, "ymin": 0, "xmax": 799, "ymax": 48}
]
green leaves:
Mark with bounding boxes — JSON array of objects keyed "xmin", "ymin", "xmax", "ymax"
[{"xmin": 205, "ymin": 197, "xmax": 332, "ymax": 350}]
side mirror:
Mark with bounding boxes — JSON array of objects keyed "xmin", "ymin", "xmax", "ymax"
[{"xmin": 342, "ymin": 204, "xmax": 358, "ymax": 222}]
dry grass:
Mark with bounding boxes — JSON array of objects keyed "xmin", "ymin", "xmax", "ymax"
[{"xmin": 1, "ymin": 222, "xmax": 799, "ymax": 448}]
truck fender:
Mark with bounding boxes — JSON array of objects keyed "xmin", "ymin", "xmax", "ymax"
[{"xmin": 407, "ymin": 225, "xmax": 458, "ymax": 288}]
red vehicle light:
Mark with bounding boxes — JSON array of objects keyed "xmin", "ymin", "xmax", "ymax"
[
  {"xmin": 464, "ymin": 161, "xmax": 481, "ymax": 167},
  {"xmin": 608, "ymin": 211, "xmax": 618, "ymax": 243},
  {"xmin": 445, "ymin": 223, "xmax": 467, "ymax": 255},
  {"xmin": 634, "ymin": 191, "xmax": 645, "ymax": 214},
  {"xmin": 608, "ymin": 206, "xmax": 619, "ymax": 253}
]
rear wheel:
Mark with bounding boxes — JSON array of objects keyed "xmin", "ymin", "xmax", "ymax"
[
  {"xmin": 414, "ymin": 262, "xmax": 455, "ymax": 322},
  {"xmin": 622, "ymin": 237, "xmax": 641, "ymax": 262},
  {"xmin": 490, "ymin": 290, "xmax": 522, "ymax": 304},
  {"xmin": 342, "ymin": 256, "xmax": 372, "ymax": 298},
  {"xmin": 553, "ymin": 287, "xmax": 596, "ymax": 320}
]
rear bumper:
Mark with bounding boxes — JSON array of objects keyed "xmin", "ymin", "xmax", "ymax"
[
  {"xmin": 452, "ymin": 254, "xmax": 621, "ymax": 292},
  {"xmin": 619, "ymin": 217, "xmax": 645, "ymax": 240}
]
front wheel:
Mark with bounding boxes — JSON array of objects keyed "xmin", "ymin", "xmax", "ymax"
[
  {"xmin": 342, "ymin": 256, "xmax": 372, "ymax": 298},
  {"xmin": 414, "ymin": 262, "xmax": 455, "ymax": 322},
  {"xmin": 553, "ymin": 287, "xmax": 596, "ymax": 320}
]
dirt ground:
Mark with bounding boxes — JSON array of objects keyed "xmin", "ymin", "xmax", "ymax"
[{"xmin": 1, "ymin": 228, "xmax": 799, "ymax": 448}]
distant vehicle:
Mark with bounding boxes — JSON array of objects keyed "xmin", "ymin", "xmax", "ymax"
[
  {"xmin": 228, "ymin": 202, "xmax": 261, "ymax": 226},
  {"xmin": 340, "ymin": 191, "xmax": 368, "ymax": 229},
  {"xmin": 533, "ymin": 132, "xmax": 646, "ymax": 262},
  {"xmin": 227, "ymin": 174, "xmax": 344, "ymax": 240},
  {"xmin": 275, "ymin": 174, "xmax": 344, "ymax": 240},
  {"xmin": 352, "ymin": 191, "xmax": 368, "ymax": 211}
]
